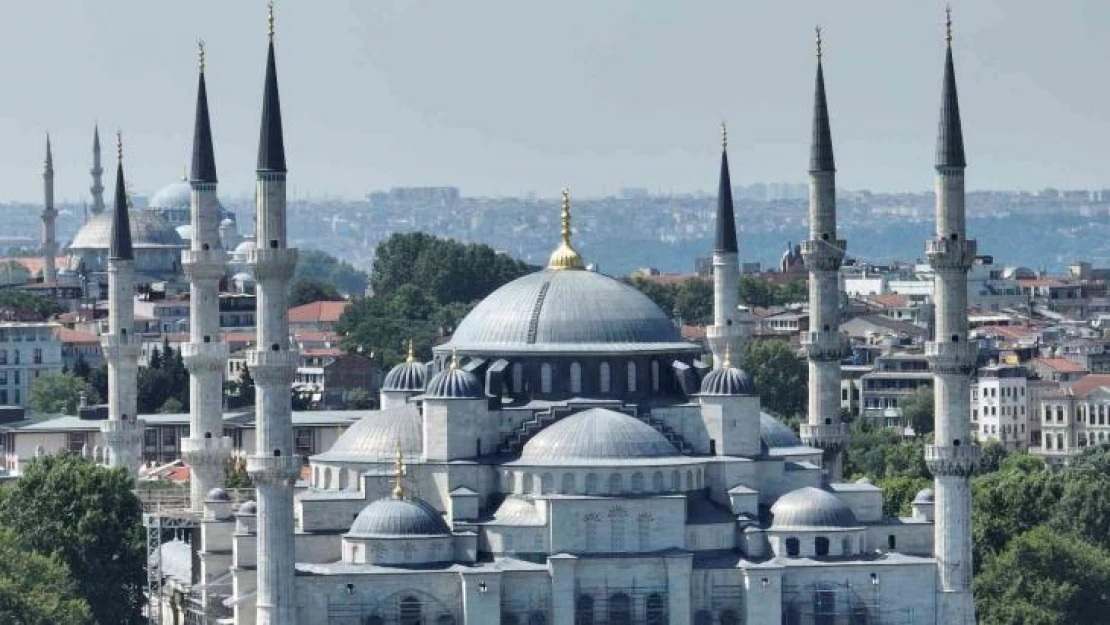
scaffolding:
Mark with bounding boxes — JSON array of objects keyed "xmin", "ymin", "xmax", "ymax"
[{"xmin": 144, "ymin": 509, "xmax": 199, "ymax": 625}]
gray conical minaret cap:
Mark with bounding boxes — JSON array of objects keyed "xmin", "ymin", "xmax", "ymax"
[{"xmin": 935, "ymin": 13, "xmax": 966, "ymax": 169}]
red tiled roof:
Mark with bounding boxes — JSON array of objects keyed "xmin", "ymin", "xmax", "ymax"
[
  {"xmin": 295, "ymin": 330, "xmax": 338, "ymax": 343},
  {"xmin": 288, "ymin": 301, "xmax": 350, "ymax": 324},
  {"xmin": 1033, "ymin": 358, "xmax": 1087, "ymax": 373},
  {"xmin": 54, "ymin": 327, "xmax": 99, "ymax": 344},
  {"xmin": 0, "ymin": 256, "xmax": 67, "ymax": 276},
  {"xmin": 867, "ymin": 293, "xmax": 910, "ymax": 308},
  {"xmin": 302, "ymin": 347, "xmax": 344, "ymax": 357},
  {"xmin": 1068, "ymin": 374, "xmax": 1110, "ymax": 398}
]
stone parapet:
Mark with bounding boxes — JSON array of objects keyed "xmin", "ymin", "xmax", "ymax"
[
  {"xmin": 926, "ymin": 341, "xmax": 979, "ymax": 374},
  {"xmin": 247, "ymin": 454, "xmax": 301, "ymax": 487},
  {"xmin": 802, "ymin": 330, "xmax": 849, "ymax": 362},
  {"xmin": 925, "ymin": 444, "xmax": 980, "ymax": 477},
  {"xmin": 100, "ymin": 335, "xmax": 141, "ymax": 363},
  {"xmin": 246, "ymin": 248, "xmax": 297, "ymax": 282},
  {"xmin": 182, "ymin": 436, "xmax": 234, "ymax": 465},
  {"xmin": 101, "ymin": 418, "xmax": 145, "ymax": 446},
  {"xmin": 799, "ymin": 239, "xmax": 846, "ymax": 271},
  {"xmin": 182, "ymin": 341, "xmax": 230, "ymax": 373},
  {"xmin": 182, "ymin": 249, "xmax": 229, "ymax": 280},
  {"xmin": 925, "ymin": 237, "xmax": 977, "ymax": 271},
  {"xmin": 799, "ymin": 422, "xmax": 850, "ymax": 451},
  {"xmin": 245, "ymin": 350, "xmax": 298, "ymax": 387}
]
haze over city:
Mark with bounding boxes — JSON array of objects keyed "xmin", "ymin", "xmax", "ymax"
[{"xmin": 3, "ymin": 0, "xmax": 1107, "ymax": 202}]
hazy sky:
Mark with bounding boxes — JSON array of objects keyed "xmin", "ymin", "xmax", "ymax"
[{"xmin": 3, "ymin": 0, "xmax": 1107, "ymax": 203}]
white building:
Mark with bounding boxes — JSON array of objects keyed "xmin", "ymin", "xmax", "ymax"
[
  {"xmin": 970, "ymin": 363, "xmax": 1030, "ymax": 450},
  {"xmin": 0, "ymin": 322, "xmax": 64, "ymax": 407}
]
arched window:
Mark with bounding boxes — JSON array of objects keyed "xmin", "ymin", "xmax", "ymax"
[
  {"xmin": 627, "ymin": 362, "xmax": 638, "ymax": 393},
  {"xmin": 609, "ymin": 507, "xmax": 627, "ymax": 551},
  {"xmin": 575, "ymin": 595, "xmax": 595, "ymax": 625},
  {"xmin": 585, "ymin": 473, "xmax": 598, "ymax": 495},
  {"xmin": 338, "ymin": 469, "xmax": 349, "ymax": 490},
  {"xmin": 720, "ymin": 609, "xmax": 740, "ymax": 625},
  {"xmin": 686, "ymin": 470, "xmax": 694, "ymax": 490},
  {"xmin": 529, "ymin": 612, "xmax": 546, "ymax": 625},
  {"xmin": 785, "ymin": 537, "xmax": 800, "ymax": 557},
  {"xmin": 503, "ymin": 533, "xmax": 514, "ymax": 554},
  {"xmin": 313, "ymin": 466, "xmax": 320, "ymax": 486},
  {"xmin": 323, "ymin": 469, "xmax": 332, "ymax": 490},
  {"xmin": 541, "ymin": 473, "xmax": 554, "ymax": 494},
  {"xmin": 652, "ymin": 471, "xmax": 664, "ymax": 492},
  {"xmin": 783, "ymin": 605, "xmax": 802, "ymax": 625},
  {"xmin": 651, "ymin": 360, "xmax": 660, "ymax": 392},
  {"xmin": 645, "ymin": 593, "xmax": 667, "ymax": 625},
  {"xmin": 366, "ymin": 616, "xmax": 385, "ymax": 625},
  {"xmin": 887, "ymin": 535, "xmax": 897, "ymax": 550},
  {"xmin": 600, "ymin": 362, "xmax": 611, "ymax": 393},
  {"xmin": 512, "ymin": 363, "xmax": 524, "ymax": 393},
  {"xmin": 609, "ymin": 593, "xmax": 632, "ymax": 625},
  {"xmin": 694, "ymin": 610, "xmax": 713, "ymax": 625},
  {"xmin": 637, "ymin": 512, "xmax": 653, "ymax": 550},
  {"xmin": 841, "ymin": 537, "xmax": 852, "ymax": 556},
  {"xmin": 815, "ymin": 536, "xmax": 830, "ymax": 556},
  {"xmin": 609, "ymin": 473, "xmax": 623, "ymax": 494},
  {"xmin": 570, "ymin": 362, "xmax": 582, "ymax": 394},
  {"xmin": 522, "ymin": 473, "xmax": 534, "ymax": 494},
  {"xmin": 399, "ymin": 596, "xmax": 423, "ymax": 625},
  {"xmin": 671, "ymin": 470, "xmax": 681, "ymax": 491},
  {"xmin": 631, "ymin": 472, "xmax": 644, "ymax": 493},
  {"xmin": 583, "ymin": 514, "xmax": 600, "ymax": 550},
  {"xmin": 540, "ymin": 363, "xmax": 553, "ymax": 394},
  {"xmin": 505, "ymin": 472, "xmax": 515, "ymax": 494},
  {"xmin": 561, "ymin": 473, "xmax": 576, "ymax": 494},
  {"xmin": 502, "ymin": 615, "xmax": 520, "ymax": 625}
]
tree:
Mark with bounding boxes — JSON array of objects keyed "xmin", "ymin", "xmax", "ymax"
[
  {"xmin": 158, "ymin": 397, "xmax": 184, "ymax": 413},
  {"xmin": 0, "ymin": 454, "xmax": 145, "ymax": 625},
  {"xmin": 978, "ymin": 440, "xmax": 1011, "ymax": 474},
  {"xmin": 289, "ymin": 277, "xmax": 342, "ymax": 307},
  {"xmin": 739, "ymin": 339, "xmax": 806, "ymax": 419},
  {"xmin": 224, "ymin": 457, "xmax": 252, "ymax": 489},
  {"xmin": 971, "ymin": 454, "xmax": 1062, "ymax": 571},
  {"xmin": 0, "ymin": 528, "xmax": 90, "ymax": 625},
  {"xmin": 877, "ymin": 475, "xmax": 932, "ymax": 518},
  {"xmin": 296, "ymin": 249, "xmax": 369, "ymax": 296},
  {"xmin": 899, "ymin": 386, "xmax": 934, "ymax": 435},
  {"xmin": 0, "ymin": 289, "xmax": 64, "ymax": 321},
  {"xmin": 345, "ymin": 388, "xmax": 374, "ymax": 410},
  {"xmin": 238, "ymin": 366, "xmax": 256, "ymax": 405},
  {"xmin": 975, "ymin": 526, "xmax": 1110, "ymax": 625},
  {"xmin": 843, "ymin": 421, "xmax": 929, "ymax": 481},
  {"xmin": 28, "ymin": 372, "xmax": 101, "ymax": 415}
]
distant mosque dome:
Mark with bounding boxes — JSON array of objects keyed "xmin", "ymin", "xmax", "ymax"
[
  {"xmin": 70, "ymin": 210, "xmax": 185, "ymax": 250},
  {"xmin": 149, "ymin": 180, "xmax": 193, "ymax": 212}
]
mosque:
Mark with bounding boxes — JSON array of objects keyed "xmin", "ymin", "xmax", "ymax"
[{"xmin": 82, "ymin": 5, "xmax": 979, "ymax": 625}]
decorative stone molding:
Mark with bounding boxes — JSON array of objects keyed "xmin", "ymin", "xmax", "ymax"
[
  {"xmin": 246, "ymin": 248, "xmax": 297, "ymax": 282},
  {"xmin": 247, "ymin": 454, "xmax": 301, "ymax": 486},
  {"xmin": 925, "ymin": 444, "xmax": 980, "ymax": 477},
  {"xmin": 800, "ymin": 422, "xmax": 849, "ymax": 452},
  {"xmin": 925, "ymin": 237, "xmax": 977, "ymax": 271},
  {"xmin": 926, "ymin": 341, "xmax": 978, "ymax": 374},
  {"xmin": 101, "ymin": 418, "xmax": 145, "ymax": 445},
  {"xmin": 799, "ymin": 239, "xmax": 846, "ymax": 271},
  {"xmin": 245, "ymin": 350, "xmax": 298, "ymax": 387},
  {"xmin": 181, "ymin": 435, "xmax": 234, "ymax": 466},
  {"xmin": 182, "ymin": 341, "xmax": 230, "ymax": 373},
  {"xmin": 100, "ymin": 336, "xmax": 141, "ymax": 363},
  {"xmin": 802, "ymin": 330, "xmax": 849, "ymax": 362},
  {"xmin": 182, "ymin": 249, "xmax": 229, "ymax": 280}
]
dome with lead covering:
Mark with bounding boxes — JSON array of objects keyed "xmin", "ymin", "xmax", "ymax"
[
  {"xmin": 312, "ymin": 405, "xmax": 421, "ymax": 462},
  {"xmin": 425, "ymin": 367, "xmax": 482, "ymax": 399},
  {"xmin": 238, "ymin": 500, "xmax": 257, "ymax": 515},
  {"xmin": 760, "ymin": 412, "xmax": 803, "ymax": 448},
  {"xmin": 347, "ymin": 497, "xmax": 450, "ymax": 537},
  {"xmin": 383, "ymin": 360, "xmax": 427, "ymax": 392},
  {"xmin": 770, "ymin": 487, "xmax": 858, "ymax": 529},
  {"xmin": 700, "ymin": 365, "xmax": 756, "ymax": 396},
  {"xmin": 913, "ymin": 488, "xmax": 934, "ymax": 504},
  {"xmin": 206, "ymin": 487, "xmax": 230, "ymax": 502},
  {"xmin": 69, "ymin": 210, "xmax": 185, "ymax": 250},
  {"xmin": 520, "ymin": 407, "xmax": 678, "ymax": 463}
]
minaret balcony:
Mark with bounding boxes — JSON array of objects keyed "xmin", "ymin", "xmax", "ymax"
[
  {"xmin": 247, "ymin": 454, "xmax": 302, "ymax": 487},
  {"xmin": 100, "ymin": 418, "xmax": 145, "ymax": 446},
  {"xmin": 925, "ymin": 444, "xmax": 979, "ymax": 477},
  {"xmin": 926, "ymin": 341, "xmax": 978, "ymax": 374},
  {"xmin": 246, "ymin": 248, "xmax": 297, "ymax": 282},
  {"xmin": 245, "ymin": 349, "xmax": 299, "ymax": 387},
  {"xmin": 182, "ymin": 249, "xmax": 229, "ymax": 280},
  {"xmin": 181, "ymin": 341, "xmax": 230, "ymax": 373},
  {"xmin": 181, "ymin": 435, "xmax": 234, "ymax": 466},
  {"xmin": 100, "ymin": 334, "xmax": 141, "ymax": 362},
  {"xmin": 802, "ymin": 330, "xmax": 849, "ymax": 362},
  {"xmin": 800, "ymin": 422, "xmax": 849, "ymax": 451},
  {"xmin": 925, "ymin": 237, "xmax": 977, "ymax": 271},
  {"xmin": 799, "ymin": 239, "xmax": 846, "ymax": 271}
]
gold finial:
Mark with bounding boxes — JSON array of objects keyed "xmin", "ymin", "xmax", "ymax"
[
  {"xmin": 450, "ymin": 346, "xmax": 459, "ymax": 370},
  {"xmin": 945, "ymin": 4, "xmax": 952, "ymax": 44},
  {"xmin": 406, "ymin": 340, "xmax": 415, "ymax": 363},
  {"xmin": 181, "ymin": 164, "xmax": 188, "ymax": 182},
  {"xmin": 198, "ymin": 39, "xmax": 206, "ymax": 73},
  {"xmin": 723, "ymin": 343, "xmax": 732, "ymax": 368},
  {"xmin": 815, "ymin": 25, "xmax": 823, "ymax": 59},
  {"xmin": 115, "ymin": 131, "xmax": 123, "ymax": 161},
  {"xmin": 547, "ymin": 186, "xmax": 585, "ymax": 270},
  {"xmin": 268, "ymin": 1, "xmax": 275, "ymax": 39},
  {"xmin": 391, "ymin": 439, "xmax": 405, "ymax": 499},
  {"xmin": 720, "ymin": 121, "xmax": 728, "ymax": 150}
]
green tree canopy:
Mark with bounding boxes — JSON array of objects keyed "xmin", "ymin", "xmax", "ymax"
[
  {"xmin": 0, "ymin": 454, "xmax": 145, "ymax": 625},
  {"xmin": 0, "ymin": 289, "xmax": 65, "ymax": 321},
  {"xmin": 623, "ymin": 276, "xmax": 713, "ymax": 326},
  {"xmin": 899, "ymin": 386, "xmax": 934, "ymax": 435},
  {"xmin": 971, "ymin": 453, "xmax": 1062, "ymax": 571},
  {"xmin": 0, "ymin": 528, "xmax": 90, "ymax": 625},
  {"xmin": 739, "ymin": 339, "xmax": 806, "ymax": 420},
  {"xmin": 296, "ymin": 249, "xmax": 369, "ymax": 296},
  {"xmin": 28, "ymin": 372, "xmax": 101, "ymax": 415},
  {"xmin": 289, "ymin": 277, "xmax": 343, "ymax": 307}
]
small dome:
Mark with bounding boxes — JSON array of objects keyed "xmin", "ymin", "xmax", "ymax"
[
  {"xmin": 312, "ymin": 405, "xmax": 421, "ymax": 462},
  {"xmin": 700, "ymin": 365, "xmax": 756, "ymax": 396},
  {"xmin": 383, "ymin": 360, "xmax": 427, "ymax": 392},
  {"xmin": 425, "ymin": 367, "xmax": 482, "ymax": 399},
  {"xmin": 348, "ymin": 497, "xmax": 450, "ymax": 537},
  {"xmin": 492, "ymin": 497, "xmax": 543, "ymax": 526},
  {"xmin": 233, "ymin": 240, "xmax": 256, "ymax": 255},
  {"xmin": 520, "ymin": 407, "xmax": 678, "ymax": 463},
  {"xmin": 149, "ymin": 181, "xmax": 192, "ymax": 210},
  {"xmin": 176, "ymin": 225, "xmax": 193, "ymax": 241},
  {"xmin": 206, "ymin": 487, "xmax": 231, "ymax": 502},
  {"xmin": 238, "ymin": 500, "xmax": 257, "ymax": 515},
  {"xmin": 913, "ymin": 488, "xmax": 935, "ymax": 504},
  {"xmin": 220, "ymin": 218, "xmax": 235, "ymax": 228},
  {"xmin": 770, "ymin": 487, "xmax": 858, "ymax": 529}
]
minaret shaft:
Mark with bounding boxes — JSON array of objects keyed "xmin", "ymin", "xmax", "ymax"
[
  {"xmin": 42, "ymin": 138, "xmax": 57, "ymax": 283},
  {"xmin": 90, "ymin": 127, "xmax": 105, "ymax": 215}
]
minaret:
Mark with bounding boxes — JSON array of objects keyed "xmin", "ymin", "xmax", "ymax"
[
  {"xmin": 925, "ymin": 9, "xmax": 978, "ymax": 624},
  {"xmin": 706, "ymin": 123, "xmax": 751, "ymax": 368},
  {"xmin": 42, "ymin": 135, "xmax": 57, "ymax": 283},
  {"xmin": 798, "ymin": 27, "xmax": 849, "ymax": 481},
  {"xmin": 99, "ymin": 133, "xmax": 144, "ymax": 475},
  {"xmin": 180, "ymin": 41, "xmax": 232, "ymax": 512},
  {"xmin": 90, "ymin": 126, "xmax": 105, "ymax": 216},
  {"xmin": 245, "ymin": 6, "xmax": 300, "ymax": 624}
]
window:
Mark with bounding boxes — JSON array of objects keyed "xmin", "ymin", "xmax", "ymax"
[
  {"xmin": 637, "ymin": 512, "xmax": 652, "ymax": 550},
  {"xmin": 609, "ymin": 507, "xmax": 626, "ymax": 551},
  {"xmin": 631, "ymin": 472, "xmax": 644, "ymax": 493},
  {"xmin": 561, "ymin": 473, "xmax": 576, "ymax": 494},
  {"xmin": 32, "ymin": 348, "xmax": 41, "ymax": 365},
  {"xmin": 608, "ymin": 594, "xmax": 631, "ymax": 625},
  {"xmin": 12, "ymin": 351, "xmax": 18, "ymax": 365},
  {"xmin": 652, "ymin": 471, "xmax": 664, "ymax": 492},
  {"xmin": 720, "ymin": 610, "xmax": 740, "ymax": 625},
  {"xmin": 888, "ymin": 535, "xmax": 897, "ymax": 550},
  {"xmin": 541, "ymin": 473, "xmax": 554, "ymax": 494},
  {"xmin": 585, "ymin": 473, "xmax": 598, "ymax": 494},
  {"xmin": 627, "ymin": 362, "xmax": 637, "ymax": 392},
  {"xmin": 583, "ymin": 514, "xmax": 600, "ymax": 550},
  {"xmin": 512, "ymin": 363, "xmax": 524, "ymax": 393},
  {"xmin": 646, "ymin": 593, "xmax": 667, "ymax": 625},
  {"xmin": 815, "ymin": 536, "xmax": 830, "ymax": 556},
  {"xmin": 399, "ymin": 596, "xmax": 422, "ymax": 625},
  {"xmin": 575, "ymin": 595, "xmax": 595, "ymax": 625},
  {"xmin": 609, "ymin": 473, "xmax": 623, "ymax": 494},
  {"xmin": 570, "ymin": 362, "xmax": 582, "ymax": 394},
  {"xmin": 294, "ymin": 428, "xmax": 314, "ymax": 456},
  {"xmin": 785, "ymin": 537, "xmax": 800, "ymax": 557},
  {"xmin": 540, "ymin": 363, "xmax": 553, "ymax": 394},
  {"xmin": 67, "ymin": 432, "xmax": 85, "ymax": 452},
  {"xmin": 651, "ymin": 360, "xmax": 660, "ymax": 392},
  {"xmin": 599, "ymin": 363, "xmax": 611, "ymax": 393},
  {"xmin": 13, "ymin": 371, "xmax": 18, "ymax": 386},
  {"xmin": 694, "ymin": 612, "xmax": 713, "ymax": 625}
]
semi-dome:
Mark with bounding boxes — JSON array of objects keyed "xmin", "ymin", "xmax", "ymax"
[
  {"xmin": 913, "ymin": 488, "xmax": 934, "ymax": 504},
  {"xmin": 311, "ymin": 405, "xmax": 421, "ymax": 462},
  {"xmin": 700, "ymin": 365, "xmax": 756, "ymax": 396},
  {"xmin": 760, "ymin": 412, "xmax": 803, "ymax": 448},
  {"xmin": 69, "ymin": 210, "xmax": 185, "ymax": 250},
  {"xmin": 444, "ymin": 269, "xmax": 699, "ymax": 355},
  {"xmin": 149, "ymin": 181, "xmax": 192, "ymax": 210},
  {"xmin": 425, "ymin": 367, "xmax": 482, "ymax": 399},
  {"xmin": 383, "ymin": 360, "xmax": 427, "ymax": 392},
  {"xmin": 348, "ymin": 497, "xmax": 450, "ymax": 537},
  {"xmin": 770, "ymin": 487, "xmax": 858, "ymax": 529},
  {"xmin": 238, "ymin": 501, "xmax": 257, "ymax": 515},
  {"xmin": 520, "ymin": 407, "xmax": 678, "ymax": 463}
]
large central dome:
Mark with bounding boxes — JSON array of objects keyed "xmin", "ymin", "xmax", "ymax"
[
  {"xmin": 446, "ymin": 269, "xmax": 697, "ymax": 355},
  {"xmin": 69, "ymin": 210, "xmax": 185, "ymax": 250}
]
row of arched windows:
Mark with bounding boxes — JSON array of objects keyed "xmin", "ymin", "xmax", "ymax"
[
  {"xmin": 582, "ymin": 509, "xmax": 654, "ymax": 551},
  {"xmin": 575, "ymin": 593, "xmax": 667, "ymax": 625},
  {"xmin": 506, "ymin": 468, "xmax": 701, "ymax": 496},
  {"xmin": 510, "ymin": 360, "xmax": 665, "ymax": 396}
]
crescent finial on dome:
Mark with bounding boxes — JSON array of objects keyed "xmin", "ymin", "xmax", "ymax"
[
  {"xmin": 406, "ymin": 339, "xmax": 415, "ymax": 363},
  {"xmin": 392, "ymin": 439, "xmax": 405, "ymax": 499},
  {"xmin": 547, "ymin": 186, "xmax": 585, "ymax": 270}
]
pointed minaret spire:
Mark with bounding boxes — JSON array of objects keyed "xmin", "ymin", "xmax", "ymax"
[
  {"xmin": 109, "ymin": 132, "xmax": 133, "ymax": 261},
  {"xmin": 90, "ymin": 125, "xmax": 105, "ymax": 216},
  {"xmin": 715, "ymin": 121, "xmax": 738, "ymax": 254},
  {"xmin": 936, "ymin": 5, "xmax": 966, "ymax": 170},
  {"xmin": 810, "ymin": 26, "xmax": 836, "ymax": 173},
  {"xmin": 192, "ymin": 40, "xmax": 217, "ymax": 183},
  {"xmin": 45, "ymin": 135, "xmax": 53, "ymax": 170},
  {"xmin": 257, "ymin": 2, "xmax": 286, "ymax": 173},
  {"xmin": 42, "ymin": 134, "xmax": 57, "ymax": 283}
]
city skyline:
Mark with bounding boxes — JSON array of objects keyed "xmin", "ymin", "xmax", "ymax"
[{"xmin": 5, "ymin": 1, "xmax": 1107, "ymax": 202}]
